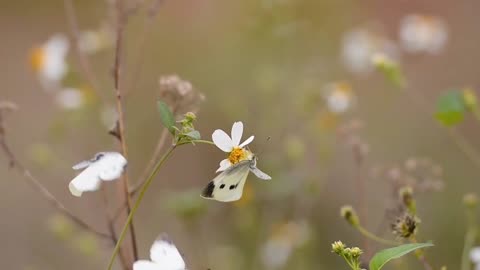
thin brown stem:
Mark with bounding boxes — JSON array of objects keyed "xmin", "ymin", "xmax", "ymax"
[
  {"xmin": 100, "ymin": 186, "xmax": 129, "ymax": 270},
  {"xmin": 125, "ymin": 0, "xmax": 165, "ymax": 97},
  {"xmin": 112, "ymin": 0, "xmax": 139, "ymax": 262},
  {"xmin": 63, "ymin": 0, "xmax": 103, "ymax": 100},
  {"xmin": 0, "ymin": 115, "xmax": 111, "ymax": 240}
]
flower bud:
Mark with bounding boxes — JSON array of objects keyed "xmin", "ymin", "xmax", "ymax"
[
  {"xmin": 340, "ymin": 205, "xmax": 360, "ymax": 226},
  {"xmin": 331, "ymin": 241, "xmax": 346, "ymax": 254}
]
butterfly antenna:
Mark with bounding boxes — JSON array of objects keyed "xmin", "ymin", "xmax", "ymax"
[{"xmin": 256, "ymin": 136, "xmax": 271, "ymax": 157}]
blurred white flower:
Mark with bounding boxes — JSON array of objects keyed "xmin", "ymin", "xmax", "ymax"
[
  {"xmin": 212, "ymin": 121, "xmax": 254, "ymax": 172},
  {"xmin": 134, "ymin": 234, "xmax": 186, "ymax": 270},
  {"xmin": 471, "ymin": 247, "xmax": 480, "ymax": 270},
  {"xmin": 261, "ymin": 221, "xmax": 311, "ymax": 269},
  {"xmin": 78, "ymin": 26, "xmax": 113, "ymax": 54},
  {"xmin": 342, "ymin": 28, "xmax": 398, "ymax": 75},
  {"xmin": 69, "ymin": 152, "xmax": 126, "ymax": 197},
  {"xmin": 55, "ymin": 88, "xmax": 85, "ymax": 110},
  {"xmin": 30, "ymin": 34, "xmax": 69, "ymax": 84},
  {"xmin": 399, "ymin": 14, "xmax": 448, "ymax": 54},
  {"xmin": 322, "ymin": 82, "xmax": 355, "ymax": 114}
]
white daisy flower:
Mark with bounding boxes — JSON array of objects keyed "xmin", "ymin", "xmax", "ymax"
[
  {"xmin": 55, "ymin": 88, "xmax": 85, "ymax": 110},
  {"xmin": 133, "ymin": 234, "xmax": 186, "ymax": 270},
  {"xmin": 471, "ymin": 247, "xmax": 480, "ymax": 270},
  {"xmin": 322, "ymin": 82, "xmax": 354, "ymax": 114},
  {"xmin": 342, "ymin": 28, "xmax": 398, "ymax": 75},
  {"xmin": 30, "ymin": 34, "xmax": 69, "ymax": 84},
  {"xmin": 399, "ymin": 14, "xmax": 448, "ymax": 54},
  {"xmin": 212, "ymin": 121, "xmax": 255, "ymax": 172},
  {"xmin": 69, "ymin": 152, "xmax": 126, "ymax": 197}
]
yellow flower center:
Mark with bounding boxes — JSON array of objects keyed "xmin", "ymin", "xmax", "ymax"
[
  {"xmin": 30, "ymin": 47, "xmax": 45, "ymax": 72},
  {"xmin": 228, "ymin": 147, "xmax": 247, "ymax": 165}
]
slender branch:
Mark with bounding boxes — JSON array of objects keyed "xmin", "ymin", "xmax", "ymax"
[
  {"xmin": 0, "ymin": 116, "xmax": 111, "ymax": 240},
  {"xmin": 63, "ymin": 0, "xmax": 103, "ymax": 99},
  {"xmin": 100, "ymin": 186, "xmax": 129, "ymax": 270},
  {"xmin": 107, "ymin": 145, "xmax": 177, "ymax": 270},
  {"xmin": 112, "ymin": 0, "xmax": 139, "ymax": 262},
  {"xmin": 410, "ymin": 237, "xmax": 433, "ymax": 270},
  {"xmin": 354, "ymin": 225, "xmax": 398, "ymax": 246}
]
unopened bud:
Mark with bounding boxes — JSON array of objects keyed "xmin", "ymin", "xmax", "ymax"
[{"xmin": 340, "ymin": 205, "xmax": 360, "ymax": 226}]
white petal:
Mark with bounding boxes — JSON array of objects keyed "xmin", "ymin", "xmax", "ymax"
[
  {"xmin": 239, "ymin": 135, "xmax": 255, "ymax": 148},
  {"xmin": 231, "ymin": 121, "xmax": 244, "ymax": 146},
  {"xmin": 471, "ymin": 247, "xmax": 480, "ymax": 263},
  {"xmin": 216, "ymin": 159, "xmax": 232, "ymax": 172},
  {"xmin": 212, "ymin": 129, "xmax": 234, "ymax": 152},
  {"xmin": 69, "ymin": 167, "xmax": 102, "ymax": 197},
  {"xmin": 133, "ymin": 261, "xmax": 161, "ymax": 270}
]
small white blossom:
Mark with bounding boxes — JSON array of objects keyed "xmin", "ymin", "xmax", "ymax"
[
  {"xmin": 30, "ymin": 34, "xmax": 69, "ymax": 85},
  {"xmin": 399, "ymin": 14, "xmax": 448, "ymax": 54},
  {"xmin": 55, "ymin": 88, "xmax": 85, "ymax": 110},
  {"xmin": 212, "ymin": 121, "xmax": 254, "ymax": 172},
  {"xmin": 342, "ymin": 28, "xmax": 398, "ymax": 75},
  {"xmin": 471, "ymin": 247, "xmax": 480, "ymax": 270},
  {"xmin": 323, "ymin": 82, "xmax": 355, "ymax": 114},
  {"xmin": 134, "ymin": 234, "xmax": 186, "ymax": 270},
  {"xmin": 69, "ymin": 152, "xmax": 126, "ymax": 197}
]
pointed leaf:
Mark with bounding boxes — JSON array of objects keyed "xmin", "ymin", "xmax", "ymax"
[
  {"xmin": 157, "ymin": 100, "xmax": 176, "ymax": 134},
  {"xmin": 369, "ymin": 243, "xmax": 434, "ymax": 270}
]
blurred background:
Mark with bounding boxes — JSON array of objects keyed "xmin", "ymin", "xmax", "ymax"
[{"xmin": 1, "ymin": 0, "xmax": 479, "ymax": 269}]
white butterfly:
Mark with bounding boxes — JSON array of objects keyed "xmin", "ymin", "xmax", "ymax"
[
  {"xmin": 201, "ymin": 156, "xmax": 271, "ymax": 202},
  {"xmin": 69, "ymin": 152, "xmax": 127, "ymax": 197},
  {"xmin": 133, "ymin": 234, "xmax": 187, "ymax": 270}
]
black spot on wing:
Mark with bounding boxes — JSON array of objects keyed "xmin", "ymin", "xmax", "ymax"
[
  {"xmin": 220, "ymin": 184, "xmax": 225, "ymax": 189},
  {"xmin": 201, "ymin": 181, "xmax": 215, "ymax": 198}
]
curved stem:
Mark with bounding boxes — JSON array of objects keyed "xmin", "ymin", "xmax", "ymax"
[
  {"xmin": 181, "ymin": 139, "xmax": 215, "ymax": 146},
  {"xmin": 354, "ymin": 225, "xmax": 398, "ymax": 246},
  {"xmin": 461, "ymin": 208, "xmax": 478, "ymax": 270},
  {"xmin": 106, "ymin": 145, "xmax": 177, "ymax": 270}
]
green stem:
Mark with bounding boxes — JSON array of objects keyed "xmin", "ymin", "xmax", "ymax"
[
  {"xmin": 461, "ymin": 209, "xmax": 478, "ymax": 270},
  {"xmin": 185, "ymin": 139, "xmax": 215, "ymax": 146},
  {"xmin": 355, "ymin": 225, "xmax": 399, "ymax": 246},
  {"xmin": 106, "ymin": 145, "xmax": 177, "ymax": 270}
]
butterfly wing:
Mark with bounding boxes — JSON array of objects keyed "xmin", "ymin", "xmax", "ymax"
[
  {"xmin": 149, "ymin": 234, "xmax": 186, "ymax": 270},
  {"xmin": 69, "ymin": 166, "xmax": 102, "ymax": 197},
  {"xmin": 95, "ymin": 152, "xmax": 127, "ymax": 181},
  {"xmin": 201, "ymin": 160, "xmax": 250, "ymax": 202},
  {"xmin": 133, "ymin": 261, "xmax": 162, "ymax": 270},
  {"xmin": 72, "ymin": 160, "xmax": 91, "ymax": 170},
  {"xmin": 249, "ymin": 166, "xmax": 271, "ymax": 180}
]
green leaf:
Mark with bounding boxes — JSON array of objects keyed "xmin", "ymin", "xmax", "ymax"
[
  {"xmin": 157, "ymin": 100, "xmax": 176, "ymax": 134},
  {"xmin": 184, "ymin": 130, "xmax": 201, "ymax": 140},
  {"xmin": 369, "ymin": 243, "xmax": 434, "ymax": 270},
  {"xmin": 435, "ymin": 91, "xmax": 467, "ymax": 126}
]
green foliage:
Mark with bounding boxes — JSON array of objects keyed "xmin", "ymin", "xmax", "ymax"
[
  {"xmin": 435, "ymin": 91, "xmax": 467, "ymax": 126},
  {"xmin": 157, "ymin": 100, "xmax": 176, "ymax": 134},
  {"xmin": 369, "ymin": 243, "xmax": 434, "ymax": 270},
  {"xmin": 373, "ymin": 54, "xmax": 406, "ymax": 89}
]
